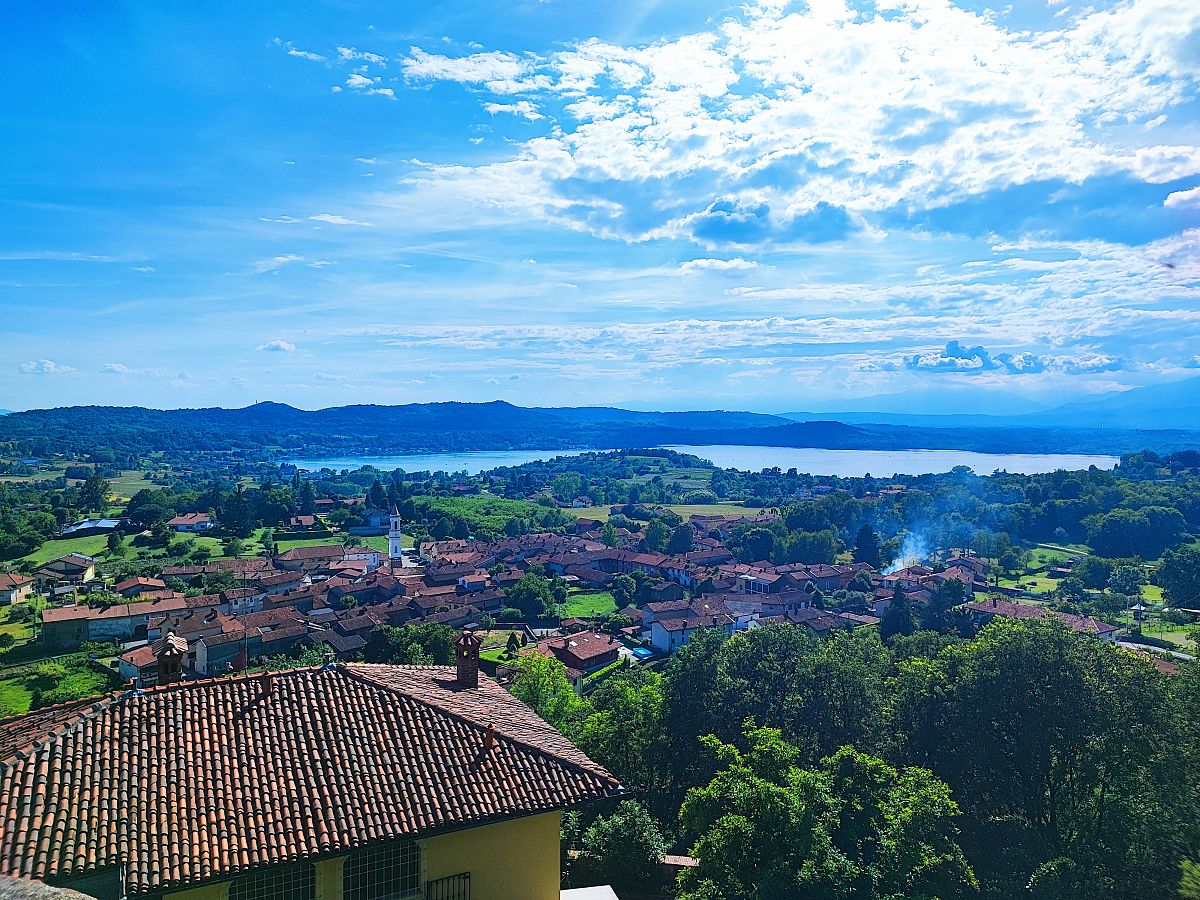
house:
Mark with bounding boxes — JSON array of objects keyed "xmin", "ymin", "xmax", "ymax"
[
  {"xmin": 166, "ymin": 512, "xmax": 215, "ymax": 532},
  {"xmin": 112, "ymin": 577, "xmax": 168, "ymax": 598},
  {"xmin": 58, "ymin": 518, "xmax": 124, "ymax": 538},
  {"xmin": 276, "ymin": 544, "xmax": 346, "ymax": 570},
  {"xmin": 32, "ymin": 554, "xmax": 96, "ymax": 585},
  {"xmin": 540, "ymin": 630, "xmax": 621, "ymax": 674},
  {"xmin": 0, "ymin": 573, "xmax": 34, "ymax": 605},
  {"xmin": 341, "ymin": 545, "xmax": 383, "ymax": 572},
  {"xmin": 649, "ymin": 610, "xmax": 736, "ymax": 653},
  {"xmin": 41, "ymin": 595, "xmax": 190, "ymax": 650},
  {"xmin": 116, "ymin": 644, "xmax": 159, "ymax": 686},
  {"xmin": 963, "ymin": 597, "xmax": 1119, "ymax": 643},
  {"xmin": 0, "ymin": 637, "xmax": 622, "ymax": 900},
  {"xmin": 288, "ymin": 514, "xmax": 318, "ymax": 530}
]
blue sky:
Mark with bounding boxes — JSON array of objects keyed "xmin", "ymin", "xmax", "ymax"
[{"xmin": 1, "ymin": 0, "xmax": 1198, "ymax": 413}]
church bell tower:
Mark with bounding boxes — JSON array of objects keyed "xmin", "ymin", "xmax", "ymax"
[{"xmin": 388, "ymin": 502, "xmax": 404, "ymax": 569}]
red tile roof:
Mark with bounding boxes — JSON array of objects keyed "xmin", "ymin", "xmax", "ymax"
[{"xmin": 0, "ymin": 663, "xmax": 620, "ymax": 894}]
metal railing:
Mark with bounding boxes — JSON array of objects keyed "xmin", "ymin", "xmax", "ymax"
[{"xmin": 425, "ymin": 872, "xmax": 470, "ymax": 900}]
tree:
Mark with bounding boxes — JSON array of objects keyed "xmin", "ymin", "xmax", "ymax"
[
  {"xmin": 362, "ymin": 624, "xmax": 455, "ymax": 665},
  {"xmin": 853, "ymin": 524, "xmax": 882, "ymax": 569},
  {"xmin": 611, "ymin": 573, "xmax": 637, "ymax": 607},
  {"xmin": 601, "ymin": 521, "xmax": 619, "ymax": 548},
  {"xmin": 1108, "ymin": 565, "xmax": 1145, "ymax": 598},
  {"xmin": 880, "ymin": 588, "xmax": 916, "ymax": 641},
  {"xmin": 921, "ymin": 578, "xmax": 967, "ymax": 633},
  {"xmin": 508, "ymin": 652, "xmax": 589, "ymax": 734},
  {"xmin": 505, "ymin": 631, "xmax": 521, "ymax": 658},
  {"xmin": 677, "ymin": 723, "xmax": 975, "ymax": 900},
  {"xmin": 222, "ymin": 536, "xmax": 245, "ymax": 559},
  {"xmin": 1054, "ymin": 575, "xmax": 1090, "ymax": 605},
  {"xmin": 641, "ymin": 519, "xmax": 670, "ymax": 553},
  {"xmin": 1158, "ymin": 545, "xmax": 1200, "ymax": 607},
  {"xmin": 504, "ymin": 572, "xmax": 557, "ymax": 619},
  {"xmin": 891, "ymin": 618, "xmax": 1193, "ymax": 899},
  {"xmin": 106, "ymin": 531, "xmax": 125, "ymax": 556},
  {"xmin": 578, "ymin": 668, "xmax": 670, "ymax": 811},
  {"xmin": 366, "ymin": 478, "xmax": 388, "ymax": 510},
  {"xmin": 668, "ymin": 524, "xmax": 695, "ymax": 555},
  {"xmin": 296, "ymin": 481, "xmax": 317, "ymax": 515},
  {"xmin": 580, "ymin": 800, "xmax": 668, "ymax": 889},
  {"xmin": 0, "ymin": 633, "xmax": 15, "ymax": 652},
  {"xmin": 79, "ymin": 470, "xmax": 110, "ymax": 512}
]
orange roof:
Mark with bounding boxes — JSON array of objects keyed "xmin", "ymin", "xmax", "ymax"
[{"xmin": 0, "ymin": 663, "xmax": 621, "ymax": 894}]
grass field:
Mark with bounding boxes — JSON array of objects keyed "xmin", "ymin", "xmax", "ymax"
[
  {"xmin": 561, "ymin": 590, "xmax": 618, "ymax": 618},
  {"xmin": 572, "ymin": 502, "xmax": 756, "ymax": 522},
  {"xmin": 0, "ymin": 604, "xmax": 35, "ymax": 645},
  {"xmin": 108, "ymin": 470, "xmax": 155, "ymax": 501},
  {"xmin": 0, "ymin": 678, "xmax": 32, "ymax": 716},
  {"xmin": 274, "ymin": 533, "xmax": 413, "ymax": 553},
  {"xmin": 19, "ymin": 534, "xmax": 111, "ymax": 566}
]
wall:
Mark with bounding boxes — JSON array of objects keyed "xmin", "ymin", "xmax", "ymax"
[{"xmin": 422, "ymin": 812, "xmax": 562, "ymax": 900}]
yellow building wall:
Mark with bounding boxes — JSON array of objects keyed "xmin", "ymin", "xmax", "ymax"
[
  {"xmin": 422, "ymin": 811, "xmax": 562, "ymax": 900},
  {"xmin": 166, "ymin": 882, "xmax": 229, "ymax": 900}
]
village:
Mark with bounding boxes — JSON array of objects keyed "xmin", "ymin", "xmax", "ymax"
[{"xmin": 9, "ymin": 492, "xmax": 1138, "ymax": 696}]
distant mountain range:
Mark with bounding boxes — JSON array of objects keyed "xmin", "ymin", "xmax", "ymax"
[
  {"xmin": 0, "ymin": 393, "xmax": 1197, "ymax": 458},
  {"xmin": 783, "ymin": 377, "xmax": 1200, "ymax": 432}
]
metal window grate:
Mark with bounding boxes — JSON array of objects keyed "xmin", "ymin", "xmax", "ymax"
[
  {"xmin": 425, "ymin": 872, "xmax": 470, "ymax": 900},
  {"xmin": 343, "ymin": 841, "xmax": 422, "ymax": 900},
  {"xmin": 229, "ymin": 863, "xmax": 315, "ymax": 900}
]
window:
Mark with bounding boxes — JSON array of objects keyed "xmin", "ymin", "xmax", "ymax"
[
  {"xmin": 229, "ymin": 863, "xmax": 315, "ymax": 900},
  {"xmin": 343, "ymin": 841, "xmax": 421, "ymax": 900}
]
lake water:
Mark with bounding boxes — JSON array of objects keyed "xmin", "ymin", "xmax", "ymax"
[{"xmin": 286, "ymin": 445, "xmax": 1119, "ymax": 477}]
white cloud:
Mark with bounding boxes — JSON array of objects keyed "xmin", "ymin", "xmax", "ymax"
[
  {"xmin": 389, "ymin": 0, "xmax": 1200, "ymax": 243},
  {"xmin": 483, "ymin": 100, "xmax": 543, "ymax": 121},
  {"xmin": 1165, "ymin": 186, "xmax": 1200, "ymax": 209},
  {"xmin": 345, "ymin": 73, "xmax": 373, "ymax": 89},
  {"xmin": 355, "ymin": 157, "xmax": 377, "ymax": 164},
  {"xmin": 100, "ymin": 363, "xmax": 130, "ymax": 374},
  {"xmin": 256, "ymin": 339, "xmax": 297, "ymax": 352},
  {"xmin": 337, "ymin": 46, "xmax": 387, "ymax": 65},
  {"xmin": 288, "ymin": 48, "xmax": 324, "ymax": 61},
  {"xmin": 309, "ymin": 213, "xmax": 374, "ymax": 227},
  {"xmin": 254, "ymin": 253, "xmax": 304, "ymax": 273},
  {"xmin": 679, "ymin": 257, "xmax": 759, "ymax": 273},
  {"xmin": 131, "ymin": 265, "xmax": 155, "ymax": 273},
  {"xmin": 18, "ymin": 359, "xmax": 77, "ymax": 375}
]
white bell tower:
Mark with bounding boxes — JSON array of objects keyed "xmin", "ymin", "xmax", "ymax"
[{"xmin": 388, "ymin": 502, "xmax": 404, "ymax": 567}]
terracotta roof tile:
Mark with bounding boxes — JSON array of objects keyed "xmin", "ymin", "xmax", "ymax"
[{"xmin": 0, "ymin": 664, "xmax": 620, "ymax": 894}]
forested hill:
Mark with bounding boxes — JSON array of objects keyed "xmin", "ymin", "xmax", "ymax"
[{"xmin": 0, "ymin": 401, "xmax": 1195, "ymax": 458}]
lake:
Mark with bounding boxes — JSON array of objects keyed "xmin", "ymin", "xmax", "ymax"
[{"xmin": 286, "ymin": 445, "xmax": 1119, "ymax": 477}]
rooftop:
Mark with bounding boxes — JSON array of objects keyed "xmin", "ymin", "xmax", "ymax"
[{"xmin": 0, "ymin": 663, "xmax": 620, "ymax": 895}]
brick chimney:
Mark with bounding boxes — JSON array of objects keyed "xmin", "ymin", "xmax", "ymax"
[
  {"xmin": 454, "ymin": 629, "xmax": 483, "ymax": 688},
  {"xmin": 154, "ymin": 631, "xmax": 187, "ymax": 686}
]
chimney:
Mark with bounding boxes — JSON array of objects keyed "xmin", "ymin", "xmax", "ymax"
[
  {"xmin": 454, "ymin": 629, "xmax": 483, "ymax": 688},
  {"xmin": 155, "ymin": 631, "xmax": 186, "ymax": 686},
  {"xmin": 261, "ymin": 672, "xmax": 274, "ymax": 698},
  {"xmin": 483, "ymin": 722, "xmax": 495, "ymax": 753}
]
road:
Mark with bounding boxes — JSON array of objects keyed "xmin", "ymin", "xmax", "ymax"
[{"xmin": 1116, "ymin": 640, "xmax": 1196, "ymax": 662}]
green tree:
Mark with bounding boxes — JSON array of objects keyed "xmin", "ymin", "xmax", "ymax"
[
  {"xmin": 853, "ymin": 524, "xmax": 882, "ymax": 569},
  {"xmin": 79, "ymin": 470, "xmax": 111, "ymax": 512},
  {"xmin": 508, "ymin": 652, "xmax": 589, "ymax": 734},
  {"xmin": 1158, "ymin": 545, "xmax": 1200, "ymax": 607},
  {"xmin": 222, "ymin": 536, "xmax": 245, "ymax": 558},
  {"xmin": 581, "ymin": 800, "xmax": 668, "ymax": 889},
  {"xmin": 601, "ymin": 521, "xmax": 619, "ymax": 548},
  {"xmin": 641, "ymin": 519, "xmax": 670, "ymax": 553},
  {"xmin": 880, "ymin": 588, "xmax": 917, "ymax": 641},
  {"xmin": 668, "ymin": 523, "xmax": 695, "ymax": 554},
  {"xmin": 677, "ymin": 723, "xmax": 975, "ymax": 900},
  {"xmin": 1108, "ymin": 565, "xmax": 1145, "ymax": 598},
  {"xmin": 366, "ymin": 478, "xmax": 388, "ymax": 510},
  {"xmin": 106, "ymin": 531, "xmax": 124, "ymax": 556},
  {"xmin": 504, "ymin": 572, "xmax": 557, "ymax": 619},
  {"xmin": 891, "ymin": 618, "xmax": 1193, "ymax": 899},
  {"xmin": 612, "ymin": 574, "xmax": 637, "ymax": 607},
  {"xmin": 296, "ymin": 480, "xmax": 317, "ymax": 515},
  {"xmin": 505, "ymin": 631, "xmax": 521, "ymax": 658}
]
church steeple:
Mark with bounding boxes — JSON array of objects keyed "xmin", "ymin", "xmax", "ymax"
[{"xmin": 388, "ymin": 503, "xmax": 404, "ymax": 568}]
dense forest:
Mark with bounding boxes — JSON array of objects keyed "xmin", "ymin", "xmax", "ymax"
[{"xmin": 500, "ymin": 618, "xmax": 1199, "ymax": 899}]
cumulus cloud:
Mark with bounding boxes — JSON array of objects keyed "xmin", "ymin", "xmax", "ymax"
[
  {"xmin": 1165, "ymin": 186, "xmax": 1200, "ymax": 209},
  {"xmin": 483, "ymin": 100, "xmax": 543, "ymax": 120},
  {"xmin": 256, "ymin": 339, "xmax": 297, "ymax": 352},
  {"xmin": 898, "ymin": 341, "xmax": 1126, "ymax": 377},
  {"xmin": 18, "ymin": 359, "xmax": 77, "ymax": 375},
  {"xmin": 377, "ymin": 0, "xmax": 1200, "ymax": 244}
]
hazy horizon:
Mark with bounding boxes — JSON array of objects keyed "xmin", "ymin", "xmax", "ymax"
[{"xmin": 3, "ymin": 1, "xmax": 1198, "ymax": 413}]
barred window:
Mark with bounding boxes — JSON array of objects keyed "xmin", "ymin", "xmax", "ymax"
[
  {"xmin": 229, "ymin": 863, "xmax": 315, "ymax": 900},
  {"xmin": 343, "ymin": 841, "xmax": 421, "ymax": 900}
]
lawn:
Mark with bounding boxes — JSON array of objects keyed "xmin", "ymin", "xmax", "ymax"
[
  {"xmin": 108, "ymin": 470, "xmax": 155, "ymax": 501},
  {"xmin": 0, "ymin": 604, "xmax": 34, "ymax": 644},
  {"xmin": 0, "ymin": 678, "xmax": 32, "ymax": 716},
  {"xmin": 275, "ymin": 533, "xmax": 412, "ymax": 554},
  {"xmin": 19, "ymin": 533, "xmax": 111, "ymax": 566},
  {"xmin": 561, "ymin": 590, "xmax": 619, "ymax": 618}
]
